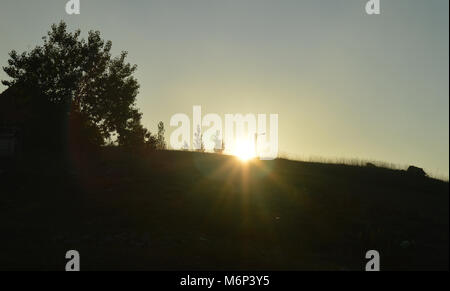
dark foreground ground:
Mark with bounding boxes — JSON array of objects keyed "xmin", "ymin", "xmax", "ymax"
[{"xmin": 0, "ymin": 148, "xmax": 448, "ymax": 270}]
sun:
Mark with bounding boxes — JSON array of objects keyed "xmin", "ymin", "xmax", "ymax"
[{"xmin": 231, "ymin": 139, "xmax": 256, "ymax": 162}]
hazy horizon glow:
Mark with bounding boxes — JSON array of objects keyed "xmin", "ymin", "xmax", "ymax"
[{"xmin": 0, "ymin": 0, "xmax": 448, "ymax": 178}]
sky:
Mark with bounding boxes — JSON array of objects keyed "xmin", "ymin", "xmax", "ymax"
[{"xmin": 0, "ymin": 0, "xmax": 448, "ymax": 178}]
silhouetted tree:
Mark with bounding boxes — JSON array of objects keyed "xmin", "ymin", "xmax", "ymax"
[
  {"xmin": 146, "ymin": 133, "xmax": 158, "ymax": 150},
  {"xmin": 156, "ymin": 121, "xmax": 166, "ymax": 150},
  {"xmin": 213, "ymin": 130, "xmax": 224, "ymax": 154},
  {"xmin": 193, "ymin": 125, "xmax": 205, "ymax": 152},
  {"xmin": 221, "ymin": 140, "xmax": 225, "ymax": 153},
  {"xmin": 2, "ymin": 21, "xmax": 144, "ymax": 149},
  {"xmin": 117, "ymin": 111, "xmax": 147, "ymax": 148}
]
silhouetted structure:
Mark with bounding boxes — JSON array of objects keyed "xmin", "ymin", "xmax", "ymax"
[
  {"xmin": 0, "ymin": 127, "xmax": 18, "ymax": 158},
  {"xmin": 0, "ymin": 86, "xmax": 26, "ymax": 155}
]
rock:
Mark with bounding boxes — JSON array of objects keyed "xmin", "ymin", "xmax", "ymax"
[
  {"xmin": 406, "ymin": 166, "xmax": 427, "ymax": 177},
  {"xmin": 366, "ymin": 163, "xmax": 377, "ymax": 168}
]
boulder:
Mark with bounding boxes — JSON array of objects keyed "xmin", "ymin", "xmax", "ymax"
[
  {"xmin": 366, "ymin": 162, "xmax": 377, "ymax": 168},
  {"xmin": 406, "ymin": 166, "xmax": 427, "ymax": 177}
]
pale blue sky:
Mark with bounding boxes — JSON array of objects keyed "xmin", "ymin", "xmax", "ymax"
[{"xmin": 0, "ymin": 0, "xmax": 448, "ymax": 177}]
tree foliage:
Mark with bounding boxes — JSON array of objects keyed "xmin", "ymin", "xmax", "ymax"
[
  {"xmin": 193, "ymin": 125, "xmax": 205, "ymax": 152},
  {"xmin": 156, "ymin": 121, "xmax": 166, "ymax": 150},
  {"xmin": 2, "ymin": 21, "xmax": 145, "ymax": 148}
]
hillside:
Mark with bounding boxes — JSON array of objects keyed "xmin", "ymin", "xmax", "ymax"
[{"xmin": 0, "ymin": 149, "xmax": 448, "ymax": 270}]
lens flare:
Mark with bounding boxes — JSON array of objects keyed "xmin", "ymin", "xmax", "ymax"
[{"xmin": 231, "ymin": 139, "xmax": 256, "ymax": 162}]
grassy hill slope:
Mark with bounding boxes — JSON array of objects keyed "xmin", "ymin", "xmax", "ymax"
[{"xmin": 0, "ymin": 149, "xmax": 448, "ymax": 270}]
